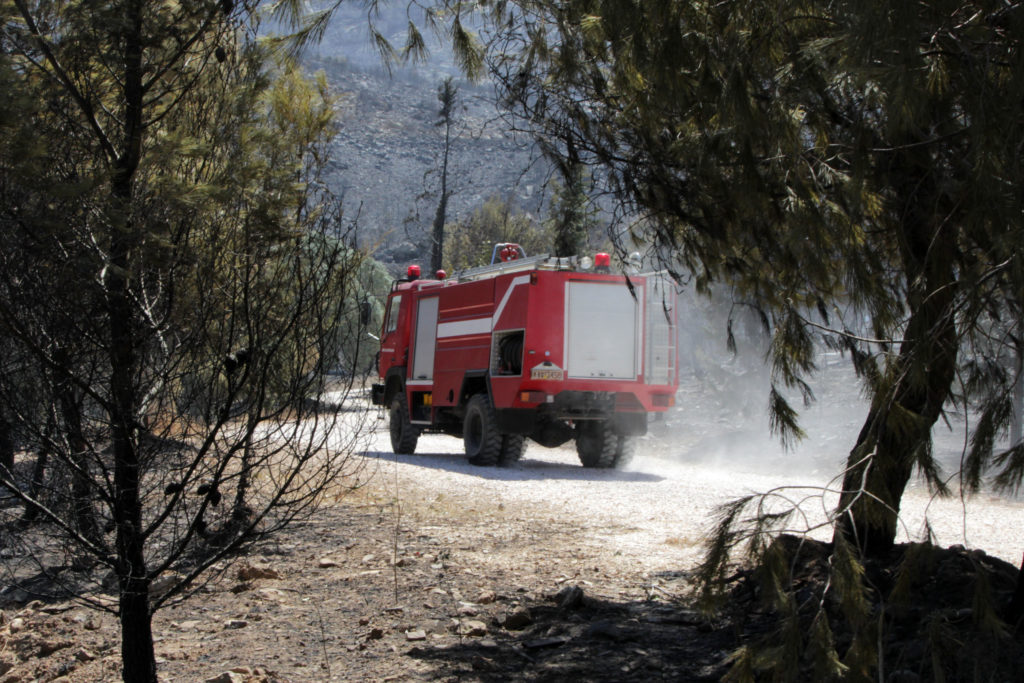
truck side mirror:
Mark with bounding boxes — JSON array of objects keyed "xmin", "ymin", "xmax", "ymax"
[{"xmin": 359, "ymin": 300, "xmax": 372, "ymax": 327}]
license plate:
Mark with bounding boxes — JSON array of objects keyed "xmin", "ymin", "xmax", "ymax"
[{"xmin": 531, "ymin": 367, "xmax": 564, "ymax": 381}]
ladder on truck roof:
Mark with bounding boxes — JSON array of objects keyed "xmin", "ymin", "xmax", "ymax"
[{"xmin": 453, "ymin": 253, "xmax": 554, "ymax": 282}]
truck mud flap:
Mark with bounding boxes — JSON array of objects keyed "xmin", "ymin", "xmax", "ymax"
[{"xmin": 611, "ymin": 411, "xmax": 647, "ymax": 436}]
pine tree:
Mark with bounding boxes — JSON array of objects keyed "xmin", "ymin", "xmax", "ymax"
[
  {"xmin": 0, "ymin": 3, "xmax": 369, "ymax": 681},
  {"xmin": 430, "ymin": 76, "xmax": 459, "ymax": 273},
  {"xmin": 480, "ymin": 0, "xmax": 1024, "ymax": 557}
]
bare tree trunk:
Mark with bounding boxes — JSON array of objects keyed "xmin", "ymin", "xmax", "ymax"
[
  {"xmin": 0, "ymin": 414, "xmax": 13, "ymax": 475},
  {"xmin": 109, "ymin": 4, "xmax": 156, "ymax": 680},
  {"xmin": 1011, "ymin": 340, "xmax": 1023, "ymax": 447},
  {"xmin": 431, "ymin": 78, "xmax": 456, "ymax": 274},
  {"xmin": 835, "ymin": 200, "xmax": 958, "ymax": 556},
  {"xmin": 55, "ymin": 373, "xmax": 100, "ymax": 543},
  {"xmin": 231, "ymin": 441, "xmax": 253, "ymax": 527},
  {"xmin": 431, "ymin": 189, "xmax": 448, "ymax": 274},
  {"xmin": 23, "ymin": 443, "xmax": 48, "ymax": 523}
]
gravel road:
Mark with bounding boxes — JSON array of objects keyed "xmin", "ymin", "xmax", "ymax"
[{"xmin": 348, "ymin": 397, "xmax": 1024, "ymax": 576}]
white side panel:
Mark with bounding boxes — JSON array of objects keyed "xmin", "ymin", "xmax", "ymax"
[
  {"xmin": 565, "ymin": 281, "xmax": 640, "ymax": 379},
  {"xmin": 411, "ymin": 297, "xmax": 439, "ymax": 381}
]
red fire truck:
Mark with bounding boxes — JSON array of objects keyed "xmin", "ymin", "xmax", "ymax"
[{"xmin": 370, "ymin": 245, "xmax": 678, "ymax": 468}]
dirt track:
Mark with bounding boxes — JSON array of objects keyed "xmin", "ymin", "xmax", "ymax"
[{"xmin": 4, "ymin": 378, "xmax": 1024, "ymax": 681}]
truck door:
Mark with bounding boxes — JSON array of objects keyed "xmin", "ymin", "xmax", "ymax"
[
  {"xmin": 411, "ymin": 296, "xmax": 439, "ymax": 382},
  {"xmin": 379, "ymin": 293, "xmax": 408, "ymax": 377}
]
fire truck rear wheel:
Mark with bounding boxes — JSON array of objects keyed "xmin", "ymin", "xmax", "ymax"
[
  {"xmin": 498, "ymin": 434, "xmax": 527, "ymax": 466},
  {"xmin": 389, "ymin": 394, "xmax": 419, "ymax": 455},
  {"xmin": 464, "ymin": 394, "xmax": 502, "ymax": 466},
  {"xmin": 576, "ymin": 421, "xmax": 617, "ymax": 468},
  {"xmin": 613, "ymin": 436, "xmax": 636, "ymax": 469}
]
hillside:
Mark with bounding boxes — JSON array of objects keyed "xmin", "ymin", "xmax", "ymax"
[{"xmin": 304, "ymin": 12, "xmax": 551, "ymax": 272}]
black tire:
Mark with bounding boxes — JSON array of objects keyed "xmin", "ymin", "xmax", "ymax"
[
  {"xmin": 613, "ymin": 436, "xmax": 636, "ymax": 469},
  {"xmin": 576, "ymin": 421, "xmax": 617, "ymax": 468},
  {"xmin": 464, "ymin": 394, "xmax": 502, "ymax": 466},
  {"xmin": 389, "ymin": 393, "xmax": 419, "ymax": 455},
  {"xmin": 498, "ymin": 434, "xmax": 527, "ymax": 467}
]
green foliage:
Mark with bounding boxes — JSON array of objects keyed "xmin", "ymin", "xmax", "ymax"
[
  {"xmin": 479, "ymin": 0, "xmax": 1024, "ymax": 555},
  {"xmin": 546, "ymin": 160, "xmax": 597, "ymax": 257},
  {"xmin": 0, "ymin": 3, "xmax": 369, "ymax": 680},
  {"xmin": 443, "ymin": 195, "xmax": 551, "ymax": 272}
]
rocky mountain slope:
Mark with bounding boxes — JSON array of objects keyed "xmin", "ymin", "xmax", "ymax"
[{"xmin": 305, "ymin": 11, "xmax": 551, "ymax": 270}]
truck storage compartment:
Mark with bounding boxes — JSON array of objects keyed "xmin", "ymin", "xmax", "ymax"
[{"xmin": 565, "ymin": 281, "xmax": 640, "ymax": 379}]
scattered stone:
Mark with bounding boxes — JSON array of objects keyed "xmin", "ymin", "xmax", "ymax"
[
  {"xmin": 149, "ymin": 572, "xmax": 183, "ymax": 599},
  {"xmin": 358, "ymin": 616, "xmax": 371, "ymax": 626},
  {"xmin": 367, "ymin": 627, "xmax": 385, "ymax": 640},
  {"xmin": 458, "ymin": 620, "xmax": 487, "ymax": 637},
  {"xmin": 523, "ymin": 636, "xmax": 570, "ymax": 649},
  {"xmin": 318, "ymin": 558, "xmax": 340, "ymax": 569},
  {"xmin": 75, "ymin": 648, "xmax": 97, "ymax": 662},
  {"xmin": 238, "ymin": 564, "xmax": 281, "ymax": 581},
  {"xmin": 556, "ymin": 585, "xmax": 586, "ymax": 609},
  {"xmin": 8, "ymin": 618, "xmax": 24, "ymax": 634},
  {"xmin": 476, "ymin": 590, "xmax": 497, "ymax": 604},
  {"xmin": 256, "ymin": 588, "xmax": 286, "ymax": 601},
  {"xmin": 39, "ymin": 603, "xmax": 73, "ymax": 615},
  {"xmin": 83, "ymin": 617, "xmax": 101, "ymax": 631},
  {"xmin": 404, "ymin": 629, "xmax": 427, "ymax": 641},
  {"xmin": 392, "ymin": 557, "xmax": 409, "ymax": 567},
  {"xmin": 361, "ymin": 554, "xmax": 376, "ymax": 564},
  {"xmin": 457, "ymin": 604, "xmax": 478, "ymax": 617},
  {"xmin": 224, "ymin": 619, "xmax": 248, "ymax": 630},
  {"xmin": 503, "ymin": 606, "xmax": 532, "ymax": 631},
  {"xmin": 175, "ymin": 620, "xmax": 201, "ymax": 631},
  {"xmin": 37, "ymin": 639, "xmax": 73, "ymax": 657},
  {"xmin": 204, "ymin": 673, "xmax": 245, "ymax": 683}
]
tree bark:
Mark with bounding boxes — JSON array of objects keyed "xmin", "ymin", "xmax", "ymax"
[
  {"xmin": 56, "ymin": 378, "xmax": 100, "ymax": 543},
  {"xmin": 0, "ymin": 414, "xmax": 13, "ymax": 475},
  {"xmin": 118, "ymin": 571, "xmax": 155, "ymax": 683},
  {"xmin": 835, "ymin": 291, "xmax": 957, "ymax": 554},
  {"xmin": 431, "ymin": 78, "xmax": 456, "ymax": 274},
  {"xmin": 431, "ymin": 189, "xmax": 448, "ymax": 274},
  {"xmin": 1011, "ymin": 340, "xmax": 1023, "ymax": 448},
  {"xmin": 835, "ymin": 161, "xmax": 958, "ymax": 556},
  {"xmin": 22, "ymin": 444, "xmax": 48, "ymax": 523},
  {"xmin": 110, "ymin": 3, "xmax": 156, "ymax": 680}
]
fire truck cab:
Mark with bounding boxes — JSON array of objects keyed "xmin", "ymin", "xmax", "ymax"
[{"xmin": 371, "ymin": 245, "xmax": 678, "ymax": 468}]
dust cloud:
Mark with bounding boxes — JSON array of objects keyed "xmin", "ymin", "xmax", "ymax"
[{"xmin": 643, "ymin": 292, "xmax": 1014, "ymax": 495}]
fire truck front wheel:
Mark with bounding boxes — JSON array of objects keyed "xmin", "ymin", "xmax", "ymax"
[
  {"xmin": 464, "ymin": 394, "xmax": 502, "ymax": 466},
  {"xmin": 389, "ymin": 394, "xmax": 419, "ymax": 455},
  {"xmin": 498, "ymin": 434, "xmax": 527, "ymax": 467}
]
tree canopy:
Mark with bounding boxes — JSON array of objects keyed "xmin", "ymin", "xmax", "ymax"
[
  {"xmin": 0, "ymin": 2, "xmax": 372, "ymax": 681},
  {"xmin": 475, "ymin": 0, "xmax": 1024, "ymax": 552}
]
